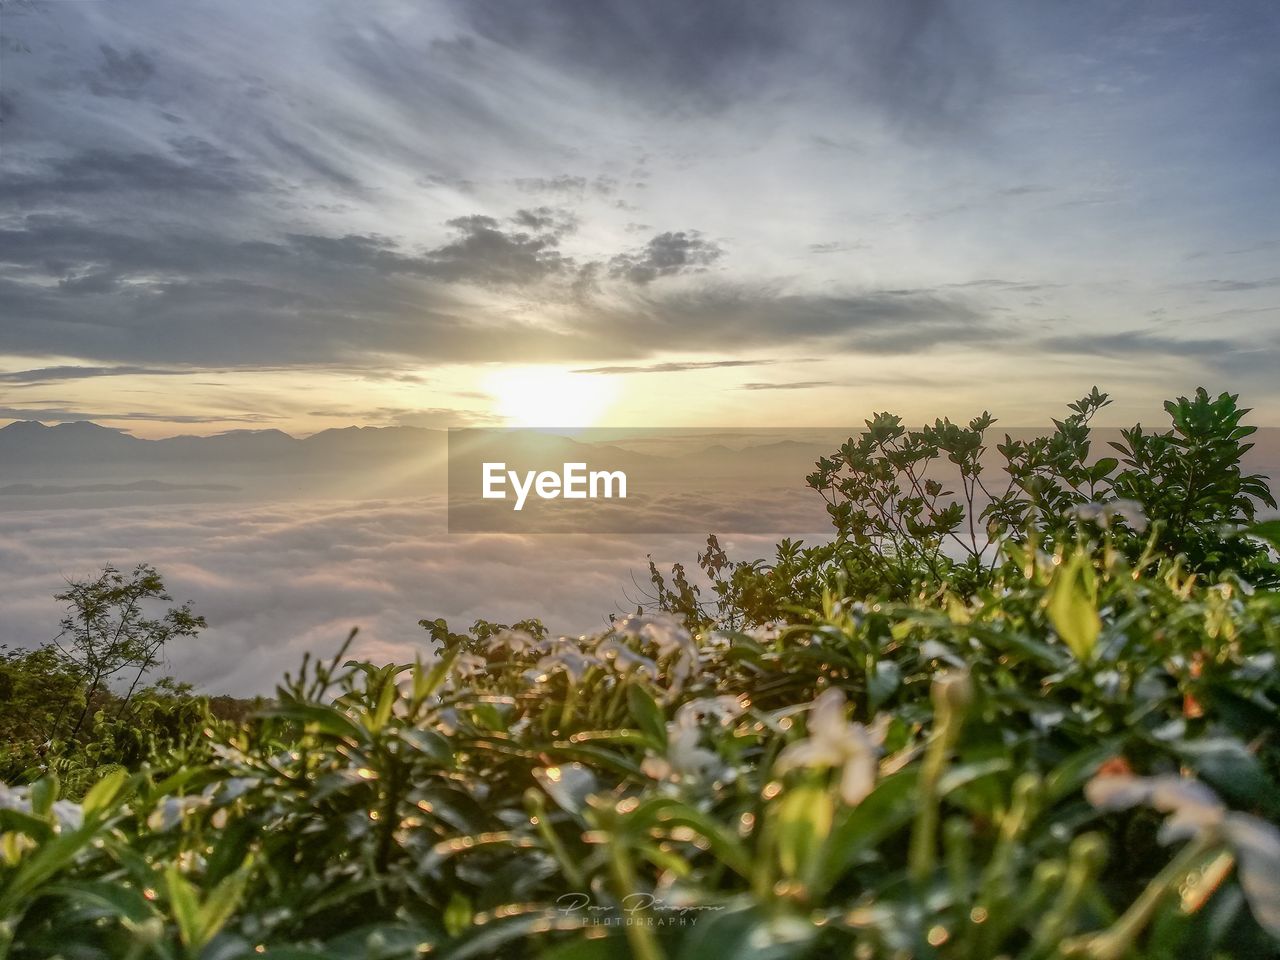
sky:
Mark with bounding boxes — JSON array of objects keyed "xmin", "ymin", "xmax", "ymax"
[{"xmin": 2, "ymin": 0, "xmax": 1279, "ymax": 436}]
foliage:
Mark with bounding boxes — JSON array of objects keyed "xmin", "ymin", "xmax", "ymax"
[
  {"xmin": 54, "ymin": 563, "xmax": 207, "ymax": 739},
  {"xmin": 0, "ymin": 568, "xmax": 254, "ymax": 799},
  {"xmin": 3, "ymin": 534, "xmax": 1280, "ymax": 957},
  {"xmin": 1, "ymin": 387, "xmax": 1278, "ymax": 959},
  {"xmin": 651, "ymin": 388, "xmax": 1278, "ymax": 628}
]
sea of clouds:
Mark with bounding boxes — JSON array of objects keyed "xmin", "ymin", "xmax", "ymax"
[{"xmin": 0, "ymin": 494, "xmax": 821, "ymax": 695}]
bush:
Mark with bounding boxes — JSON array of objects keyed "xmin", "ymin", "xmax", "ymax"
[{"xmin": 2, "ymin": 388, "xmax": 1279, "ymax": 959}]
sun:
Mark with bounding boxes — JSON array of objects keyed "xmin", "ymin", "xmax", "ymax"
[{"xmin": 484, "ymin": 366, "xmax": 618, "ymax": 428}]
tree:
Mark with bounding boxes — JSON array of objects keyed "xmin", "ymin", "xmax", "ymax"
[{"xmin": 53, "ymin": 563, "xmax": 205, "ymax": 738}]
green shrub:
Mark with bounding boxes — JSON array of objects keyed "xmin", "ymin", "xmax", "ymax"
[{"xmin": 2, "ymin": 388, "xmax": 1278, "ymax": 959}]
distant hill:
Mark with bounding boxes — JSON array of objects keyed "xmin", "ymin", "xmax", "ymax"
[
  {"xmin": 0, "ymin": 479, "xmax": 241, "ymax": 497},
  {"xmin": 0, "ymin": 420, "xmax": 447, "ymax": 477},
  {"xmin": 2, "ymin": 420, "xmax": 1275, "ymax": 508}
]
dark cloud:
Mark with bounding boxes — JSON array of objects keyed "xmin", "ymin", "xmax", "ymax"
[
  {"xmin": 3, "ymin": 142, "xmax": 264, "ymax": 204},
  {"xmin": 0, "ymin": 365, "xmax": 190, "ymax": 385},
  {"xmin": 513, "ymin": 175, "xmax": 617, "ymax": 196},
  {"xmin": 57, "ymin": 271, "xmax": 119, "ymax": 294},
  {"xmin": 999, "ymin": 184, "xmax": 1053, "ymax": 197},
  {"xmin": 417, "ymin": 214, "xmax": 575, "ymax": 286},
  {"xmin": 590, "ymin": 285, "xmax": 992, "ymax": 356},
  {"xmin": 0, "ymin": 205, "xmax": 994, "ymax": 369},
  {"xmin": 457, "ymin": 0, "xmax": 1001, "ymax": 129},
  {"xmin": 1036, "ymin": 330, "xmax": 1239, "ymax": 359},
  {"xmin": 1199, "ymin": 277, "xmax": 1280, "ymax": 292},
  {"xmin": 510, "ymin": 206, "xmax": 577, "ymax": 233},
  {"xmin": 608, "ymin": 231, "xmax": 723, "ymax": 284},
  {"xmin": 83, "ymin": 45, "xmax": 157, "ymax": 99}
]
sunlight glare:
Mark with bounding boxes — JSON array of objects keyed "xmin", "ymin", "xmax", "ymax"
[{"xmin": 484, "ymin": 366, "xmax": 618, "ymax": 427}]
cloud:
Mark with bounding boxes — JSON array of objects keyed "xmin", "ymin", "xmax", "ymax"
[
  {"xmin": 0, "ymin": 406, "xmax": 269, "ymax": 424},
  {"xmin": 83, "ymin": 45, "xmax": 157, "ymax": 99},
  {"xmin": 4, "ymin": 142, "xmax": 265, "ymax": 204},
  {"xmin": 573, "ymin": 359, "xmax": 796, "ymax": 375},
  {"xmin": 586, "ymin": 285, "xmax": 994, "ymax": 355},
  {"xmin": 299, "ymin": 406, "xmax": 499, "ymax": 429},
  {"xmin": 0, "ymin": 496, "xmax": 815, "ymax": 694},
  {"xmin": 2, "ymin": 0, "xmax": 1278, "ymax": 423},
  {"xmin": 416, "ymin": 214, "xmax": 575, "ymax": 286},
  {"xmin": 608, "ymin": 231, "xmax": 723, "ymax": 284},
  {"xmin": 513, "ymin": 175, "xmax": 617, "ymax": 196},
  {"xmin": 808, "ymin": 241, "xmax": 867, "ymax": 254},
  {"xmin": 1035, "ymin": 330, "xmax": 1239, "ymax": 359},
  {"xmin": 456, "ymin": 0, "xmax": 1002, "ymax": 129},
  {"xmin": 510, "ymin": 207, "xmax": 577, "ymax": 233},
  {"xmin": 1199, "ymin": 277, "xmax": 1280, "ymax": 292},
  {"xmin": 0, "ymin": 204, "xmax": 991, "ymax": 369},
  {"xmin": 0, "ymin": 365, "xmax": 190, "ymax": 385},
  {"xmin": 741, "ymin": 380, "xmax": 834, "ymax": 391}
]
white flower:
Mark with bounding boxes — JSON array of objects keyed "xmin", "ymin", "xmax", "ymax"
[
  {"xmin": 1086, "ymin": 772, "xmax": 1280, "ymax": 937},
  {"xmin": 453, "ymin": 653, "xmax": 487, "ymax": 679},
  {"xmin": 744, "ymin": 623, "xmax": 782, "ymax": 643},
  {"xmin": 1224, "ymin": 813, "xmax": 1280, "ymax": 938},
  {"xmin": 487, "ymin": 629, "xmax": 539, "ymax": 655},
  {"xmin": 616, "ymin": 614, "xmax": 700, "ymax": 696},
  {"xmin": 775, "ymin": 689, "xmax": 886, "ymax": 806},
  {"xmin": 616, "ymin": 613, "xmax": 689, "ymax": 648},
  {"xmin": 642, "ymin": 707, "xmax": 723, "ymax": 783},
  {"xmin": 0, "ymin": 782, "xmax": 30, "ymax": 813},
  {"xmin": 675, "ymin": 696, "xmax": 745, "ymax": 727},
  {"xmin": 147, "ymin": 794, "xmax": 207, "ymax": 832},
  {"xmin": 51, "ymin": 800, "xmax": 84, "ymax": 832},
  {"xmin": 531, "ymin": 645, "xmax": 597, "ymax": 684},
  {"xmin": 596, "ymin": 637, "xmax": 658, "ymax": 678},
  {"xmin": 0, "ymin": 783, "xmax": 83, "ymax": 832},
  {"xmin": 704, "ymin": 631, "xmax": 734, "ymax": 650}
]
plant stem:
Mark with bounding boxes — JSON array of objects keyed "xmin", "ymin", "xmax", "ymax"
[
  {"xmin": 1062, "ymin": 833, "xmax": 1216, "ymax": 960},
  {"xmin": 608, "ymin": 840, "xmax": 664, "ymax": 960}
]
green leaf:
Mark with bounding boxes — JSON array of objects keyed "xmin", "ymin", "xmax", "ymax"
[
  {"xmin": 1092, "ymin": 457, "xmax": 1119, "ymax": 479},
  {"xmin": 260, "ymin": 702, "xmax": 368, "ymax": 743},
  {"xmin": 369, "ymin": 676, "xmax": 398, "ymax": 732},
  {"xmin": 868, "ymin": 660, "xmax": 901, "ymax": 711},
  {"xmin": 773, "ymin": 782, "xmax": 833, "ymax": 888},
  {"xmin": 626, "ymin": 683, "xmax": 668, "ymax": 748},
  {"xmin": 399, "ymin": 727, "xmax": 454, "ymax": 766},
  {"xmin": 197, "ymin": 856, "xmax": 256, "ymax": 948},
  {"xmin": 675, "ymin": 903, "xmax": 816, "ymax": 960},
  {"xmin": 81, "ymin": 767, "xmax": 130, "ymax": 816},
  {"xmin": 1243, "ymin": 520, "xmax": 1280, "ymax": 550},
  {"xmin": 29, "ymin": 775, "xmax": 57, "ymax": 818},
  {"xmin": 1046, "ymin": 551, "xmax": 1100, "ymax": 661},
  {"xmin": 444, "ymin": 891, "xmax": 472, "ymax": 938},
  {"xmin": 626, "ymin": 797, "xmax": 753, "ymax": 879},
  {"xmin": 164, "ymin": 865, "xmax": 203, "ymax": 949},
  {"xmin": 819, "ymin": 768, "xmax": 919, "ymax": 892},
  {"xmin": 44, "ymin": 879, "xmax": 158, "ymax": 925}
]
